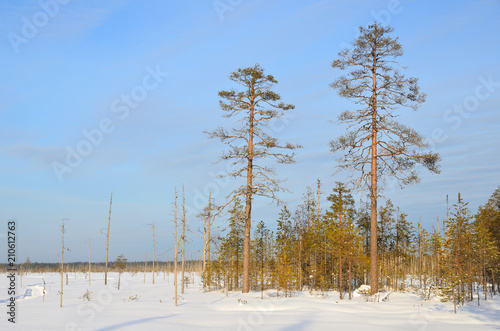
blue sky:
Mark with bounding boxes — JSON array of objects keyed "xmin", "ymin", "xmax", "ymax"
[{"xmin": 0, "ymin": 0, "xmax": 499, "ymax": 263}]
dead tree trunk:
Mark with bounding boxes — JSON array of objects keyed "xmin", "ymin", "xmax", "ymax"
[
  {"xmin": 60, "ymin": 218, "xmax": 68, "ymax": 308},
  {"xmin": 152, "ymin": 222, "xmax": 156, "ymax": 284},
  {"xmin": 182, "ymin": 186, "xmax": 186, "ymax": 294},
  {"xmin": 88, "ymin": 239, "xmax": 91, "ymax": 286},
  {"xmin": 174, "ymin": 189, "xmax": 179, "ymax": 306},
  {"xmin": 105, "ymin": 192, "xmax": 113, "ymax": 285}
]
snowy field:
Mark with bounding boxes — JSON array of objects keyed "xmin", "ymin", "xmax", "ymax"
[{"xmin": 1, "ymin": 272, "xmax": 499, "ymax": 330}]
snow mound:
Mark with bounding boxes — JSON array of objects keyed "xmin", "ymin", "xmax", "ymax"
[
  {"xmin": 352, "ymin": 284, "xmax": 371, "ymax": 297},
  {"xmin": 18, "ymin": 285, "xmax": 44, "ymax": 301}
]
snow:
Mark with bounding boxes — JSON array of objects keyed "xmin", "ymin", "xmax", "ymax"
[{"xmin": 1, "ymin": 272, "xmax": 499, "ymax": 330}]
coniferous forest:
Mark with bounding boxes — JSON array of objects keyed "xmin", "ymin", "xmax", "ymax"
[
  {"xmin": 190, "ymin": 23, "xmax": 500, "ymax": 310},
  {"xmin": 201, "ymin": 185, "xmax": 500, "ymax": 309}
]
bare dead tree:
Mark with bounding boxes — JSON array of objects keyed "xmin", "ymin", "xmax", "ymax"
[
  {"xmin": 148, "ymin": 222, "xmax": 156, "ymax": 284},
  {"xmin": 182, "ymin": 185, "xmax": 186, "ymax": 294},
  {"xmin": 174, "ymin": 188, "xmax": 179, "ymax": 306},
  {"xmin": 88, "ymin": 238, "xmax": 91, "ymax": 286},
  {"xmin": 105, "ymin": 192, "xmax": 113, "ymax": 285},
  {"xmin": 144, "ymin": 251, "xmax": 147, "ymax": 284},
  {"xmin": 60, "ymin": 218, "xmax": 69, "ymax": 308}
]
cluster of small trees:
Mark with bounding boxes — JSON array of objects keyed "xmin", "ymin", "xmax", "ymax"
[{"xmin": 202, "ymin": 186, "xmax": 500, "ymax": 309}]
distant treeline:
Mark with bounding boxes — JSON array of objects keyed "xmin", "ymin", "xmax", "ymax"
[{"xmin": 0, "ymin": 260, "xmax": 203, "ymax": 273}]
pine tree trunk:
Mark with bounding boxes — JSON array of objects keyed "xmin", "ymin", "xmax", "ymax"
[
  {"xmin": 235, "ymin": 211, "xmax": 240, "ymax": 290},
  {"xmin": 370, "ymin": 48, "xmax": 379, "ymax": 295},
  {"xmin": 242, "ymin": 101, "xmax": 254, "ymax": 293}
]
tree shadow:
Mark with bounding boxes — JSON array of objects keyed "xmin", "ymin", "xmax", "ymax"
[{"xmin": 95, "ymin": 314, "xmax": 180, "ymax": 331}]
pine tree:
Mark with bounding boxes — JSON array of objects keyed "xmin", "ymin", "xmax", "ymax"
[
  {"xmin": 206, "ymin": 64, "xmax": 301, "ymax": 292},
  {"xmin": 378, "ymin": 200, "xmax": 395, "ymax": 289},
  {"xmin": 330, "ymin": 22, "xmax": 440, "ymax": 294},
  {"xmin": 276, "ymin": 207, "xmax": 294, "ymax": 297},
  {"xmin": 394, "ymin": 211, "xmax": 413, "ymax": 290},
  {"xmin": 326, "ymin": 182, "xmax": 355, "ymax": 299},
  {"xmin": 113, "ymin": 254, "xmax": 127, "ymax": 290},
  {"xmin": 219, "ymin": 198, "xmax": 244, "ymax": 291},
  {"xmin": 253, "ymin": 220, "xmax": 272, "ymax": 299},
  {"xmin": 475, "ymin": 205, "xmax": 500, "ymax": 299},
  {"xmin": 444, "ymin": 194, "xmax": 474, "ymax": 309}
]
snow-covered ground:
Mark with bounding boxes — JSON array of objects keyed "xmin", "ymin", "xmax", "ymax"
[{"xmin": 1, "ymin": 272, "xmax": 499, "ymax": 330}]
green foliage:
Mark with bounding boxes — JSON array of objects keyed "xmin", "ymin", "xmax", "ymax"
[
  {"xmin": 205, "ymin": 63, "xmax": 301, "ymax": 201},
  {"xmin": 113, "ymin": 254, "xmax": 127, "ymax": 272},
  {"xmin": 330, "ymin": 21, "xmax": 440, "ymax": 188},
  {"xmin": 208, "ymin": 182, "xmax": 500, "ymax": 304},
  {"xmin": 218, "ymin": 199, "xmax": 245, "ymax": 291}
]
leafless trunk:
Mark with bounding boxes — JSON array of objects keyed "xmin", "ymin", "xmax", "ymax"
[
  {"xmin": 298, "ymin": 235, "xmax": 303, "ymax": 291},
  {"xmin": 88, "ymin": 239, "xmax": 91, "ymax": 286},
  {"xmin": 453, "ymin": 284, "xmax": 457, "ymax": 314},
  {"xmin": 317, "ymin": 179, "xmax": 321, "ymax": 221},
  {"xmin": 339, "ymin": 206, "xmax": 343, "ymax": 300},
  {"xmin": 144, "ymin": 251, "xmax": 147, "ymax": 284},
  {"xmin": 203, "ymin": 225, "xmax": 207, "ymax": 272},
  {"xmin": 348, "ymin": 253, "xmax": 352, "ymax": 300},
  {"xmin": 419, "ymin": 219, "xmax": 422, "ymax": 290},
  {"xmin": 60, "ymin": 219, "xmax": 67, "ymax": 308},
  {"xmin": 235, "ymin": 210, "xmax": 240, "ymax": 290},
  {"xmin": 152, "ymin": 222, "xmax": 156, "ymax": 285},
  {"xmin": 105, "ymin": 192, "xmax": 113, "ymax": 285},
  {"xmin": 174, "ymin": 189, "xmax": 178, "ymax": 306},
  {"xmin": 483, "ymin": 244, "xmax": 487, "ymax": 301},
  {"xmin": 207, "ymin": 192, "xmax": 212, "ymax": 291},
  {"xmin": 182, "ymin": 186, "xmax": 186, "ymax": 294}
]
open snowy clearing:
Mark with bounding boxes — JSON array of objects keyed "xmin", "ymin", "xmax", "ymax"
[{"xmin": 1, "ymin": 272, "xmax": 499, "ymax": 330}]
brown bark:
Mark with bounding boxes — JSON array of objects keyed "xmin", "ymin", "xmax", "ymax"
[
  {"xmin": 348, "ymin": 253, "xmax": 352, "ymax": 300},
  {"xmin": 370, "ymin": 45, "xmax": 379, "ymax": 295},
  {"xmin": 242, "ymin": 88, "xmax": 255, "ymax": 293},
  {"xmin": 339, "ymin": 204, "xmax": 343, "ymax": 299}
]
